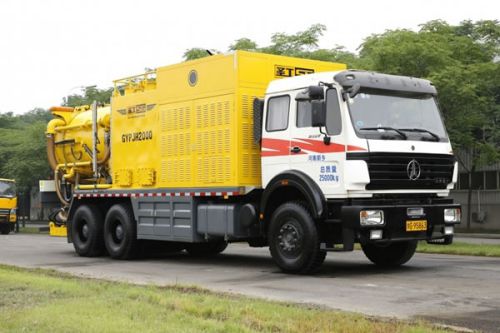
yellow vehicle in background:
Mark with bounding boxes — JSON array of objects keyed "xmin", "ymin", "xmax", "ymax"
[{"xmin": 0, "ymin": 178, "xmax": 17, "ymax": 235}]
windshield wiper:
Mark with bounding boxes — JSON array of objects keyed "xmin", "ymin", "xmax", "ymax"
[
  {"xmin": 398, "ymin": 128, "xmax": 440, "ymax": 141},
  {"xmin": 359, "ymin": 127, "xmax": 408, "ymax": 140}
]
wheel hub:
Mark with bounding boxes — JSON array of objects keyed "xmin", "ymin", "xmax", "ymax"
[
  {"xmin": 115, "ymin": 224, "xmax": 124, "ymax": 241},
  {"xmin": 278, "ymin": 223, "xmax": 301, "ymax": 253},
  {"xmin": 81, "ymin": 224, "xmax": 89, "ymax": 239}
]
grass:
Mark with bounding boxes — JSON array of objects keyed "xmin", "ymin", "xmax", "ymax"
[
  {"xmin": 0, "ymin": 265, "xmax": 449, "ymax": 333},
  {"xmin": 353, "ymin": 241, "xmax": 500, "ymax": 257},
  {"xmin": 16, "ymin": 226, "xmax": 48, "ymax": 234},
  {"xmin": 455, "ymin": 228, "xmax": 500, "ymax": 234},
  {"xmin": 417, "ymin": 241, "xmax": 500, "ymax": 257}
]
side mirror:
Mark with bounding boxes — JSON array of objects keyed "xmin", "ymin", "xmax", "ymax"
[
  {"xmin": 295, "ymin": 86, "xmax": 325, "ymax": 101},
  {"xmin": 348, "ymin": 83, "xmax": 361, "ymax": 98},
  {"xmin": 311, "ymin": 100, "xmax": 326, "ymax": 127}
]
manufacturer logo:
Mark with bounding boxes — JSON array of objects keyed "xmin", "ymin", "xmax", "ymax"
[
  {"xmin": 407, "ymin": 159, "xmax": 421, "ymax": 180},
  {"xmin": 117, "ymin": 104, "xmax": 156, "ymax": 119},
  {"xmin": 274, "ymin": 65, "xmax": 314, "ymax": 78}
]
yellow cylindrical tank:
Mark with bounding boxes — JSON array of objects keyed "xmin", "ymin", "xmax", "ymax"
[{"xmin": 47, "ymin": 105, "xmax": 111, "ymax": 181}]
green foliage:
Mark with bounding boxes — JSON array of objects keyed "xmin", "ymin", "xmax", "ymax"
[
  {"xmin": 360, "ymin": 20, "xmax": 500, "ymax": 171},
  {"xmin": 63, "ymin": 86, "xmax": 113, "ymax": 107},
  {"xmin": 261, "ymin": 24, "xmax": 327, "ymax": 55},
  {"xmin": 184, "ymin": 24, "xmax": 360, "ymax": 67},
  {"xmin": 183, "ymin": 48, "xmax": 219, "ymax": 61},
  {"xmin": 0, "ymin": 109, "xmax": 52, "ymax": 192},
  {"xmin": 418, "ymin": 241, "xmax": 500, "ymax": 257},
  {"xmin": 229, "ymin": 38, "xmax": 258, "ymax": 51},
  {"xmin": 430, "ymin": 62, "xmax": 500, "ymax": 166}
]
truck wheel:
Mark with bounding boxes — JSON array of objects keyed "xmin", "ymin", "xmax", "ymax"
[
  {"xmin": 71, "ymin": 204, "xmax": 105, "ymax": 257},
  {"xmin": 104, "ymin": 203, "xmax": 139, "ymax": 259},
  {"xmin": 268, "ymin": 202, "xmax": 326, "ymax": 274},
  {"xmin": 1, "ymin": 224, "xmax": 11, "ymax": 235},
  {"xmin": 186, "ymin": 240, "xmax": 228, "ymax": 256},
  {"xmin": 361, "ymin": 240, "xmax": 418, "ymax": 267}
]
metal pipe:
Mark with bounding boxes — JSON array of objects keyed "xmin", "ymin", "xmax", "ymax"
[
  {"xmin": 91, "ymin": 101, "xmax": 98, "ymax": 180},
  {"xmin": 54, "ymin": 169, "xmax": 69, "ymax": 205}
]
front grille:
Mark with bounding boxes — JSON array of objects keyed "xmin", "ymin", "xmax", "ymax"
[
  {"xmin": 347, "ymin": 153, "xmax": 455, "ymax": 190},
  {"xmin": 0, "ymin": 209, "xmax": 9, "ymax": 215}
]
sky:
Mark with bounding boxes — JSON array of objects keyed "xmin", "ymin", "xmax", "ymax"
[{"xmin": 0, "ymin": 0, "xmax": 498, "ymax": 114}]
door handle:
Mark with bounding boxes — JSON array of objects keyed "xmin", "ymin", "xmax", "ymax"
[{"xmin": 290, "ymin": 146, "xmax": 301, "ymax": 153}]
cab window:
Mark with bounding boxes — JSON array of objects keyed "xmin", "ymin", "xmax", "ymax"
[
  {"xmin": 296, "ymin": 101, "xmax": 312, "ymax": 128},
  {"xmin": 266, "ymin": 96, "xmax": 290, "ymax": 132}
]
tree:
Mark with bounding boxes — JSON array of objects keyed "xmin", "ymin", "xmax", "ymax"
[
  {"xmin": 359, "ymin": 20, "xmax": 500, "ymax": 228},
  {"xmin": 1, "ymin": 122, "xmax": 50, "ymax": 192},
  {"xmin": 260, "ymin": 24, "xmax": 327, "ymax": 56},
  {"xmin": 183, "ymin": 48, "xmax": 219, "ymax": 61},
  {"xmin": 0, "ymin": 110, "xmax": 52, "ymax": 195},
  {"xmin": 229, "ymin": 38, "xmax": 257, "ymax": 51},
  {"xmin": 63, "ymin": 86, "xmax": 113, "ymax": 107},
  {"xmin": 183, "ymin": 24, "xmax": 360, "ymax": 67}
]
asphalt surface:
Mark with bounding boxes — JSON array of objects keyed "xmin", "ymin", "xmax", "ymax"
[{"xmin": 1, "ymin": 234, "xmax": 500, "ymax": 332}]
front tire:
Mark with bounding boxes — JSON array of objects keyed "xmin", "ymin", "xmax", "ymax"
[
  {"xmin": 71, "ymin": 204, "xmax": 105, "ymax": 257},
  {"xmin": 0, "ymin": 224, "xmax": 11, "ymax": 235},
  {"xmin": 361, "ymin": 240, "xmax": 417, "ymax": 267},
  {"xmin": 268, "ymin": 202, "xmax": 326, "ymax": 274},
  {"xmin": 104, "ymin": 203, "xmax": 139, "ymax": 259}
]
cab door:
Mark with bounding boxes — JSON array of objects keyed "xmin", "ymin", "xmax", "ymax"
[
  {"xmin": 288, "ymin": 88, "xmax": 345, "ymax": 196},
  {"xmin": 261, "ymin": 94, "xmax": 292, "ymax": 187}
]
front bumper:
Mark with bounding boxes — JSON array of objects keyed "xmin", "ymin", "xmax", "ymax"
[
  {"xmin": 0, "ymin": 214, "xmax": 16, "ymax": 224},
  {"xmin": 341, "ymin": 203, "xmax": 461, "ymax": 243}
]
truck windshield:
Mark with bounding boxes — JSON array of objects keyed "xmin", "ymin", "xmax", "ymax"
[
  {"xmin": 0, "ymin": 181, "xmax": 16, "ymax": 198},
  {"xmin": 348, "ymin": 93, "xmax": 448, "ymax": 142}
]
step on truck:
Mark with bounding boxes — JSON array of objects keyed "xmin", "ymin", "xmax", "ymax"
[{"xmin": 46, "ymin": 51, "xmax": 461, "ymax": 274}]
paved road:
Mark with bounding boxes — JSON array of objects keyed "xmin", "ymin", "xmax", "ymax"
[{"xmin": 1, "ymin": 234, "xmax": 499, "ymax": 332}]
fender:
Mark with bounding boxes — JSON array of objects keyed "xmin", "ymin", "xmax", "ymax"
[{"xmin": 261, "ymin": 170, "xmax": 326, "ymax": 219}]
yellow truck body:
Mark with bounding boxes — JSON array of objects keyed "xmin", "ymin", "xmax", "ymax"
[{"xmin": 48, "ymin": 51, "xmax": 345, "ymax": 192}]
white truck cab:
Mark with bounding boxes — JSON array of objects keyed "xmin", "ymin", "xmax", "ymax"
[{"xmin": 257, "ymin": 70, "xmax": 461, "ymax": 273}]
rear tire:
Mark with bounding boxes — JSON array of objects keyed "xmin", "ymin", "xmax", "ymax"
[
  {"xmin": 186, "ymin": 240, "xmax": 228, "ymax": 257},
  {"xmin": 361, "ymin": 240, "xmax": 417, "ymax": 267},
  {"xmin": 104, "ymin": 203, "xmax": 139, "ymax": 259},
  {"xmin": 268, "ymin": 202, "xmax": 326, "ymax": 274},
  {"xmin": 71, "ymin": 204, "xmax": 105, "ymax": 257}
]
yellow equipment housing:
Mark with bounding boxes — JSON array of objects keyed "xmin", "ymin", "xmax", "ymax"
[
  {"xmin": 47, "ymin": 105, "xmax": 110, "ymax": 181},
  {"xmin": 47, "ymin": 51, "xmax": 345, "ymax": 193}
]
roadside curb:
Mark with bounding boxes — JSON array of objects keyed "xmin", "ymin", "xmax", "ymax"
[{"xmin": 455, "ymin": 233, "xmax": 500, "ymax": 239}]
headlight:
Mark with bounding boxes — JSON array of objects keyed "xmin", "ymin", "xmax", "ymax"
[
  {"xmin": 360, "ymin": 210, "xmax": 384, "ymax": 226},
  {"xmin": 9, "ymin": 208, "xmax": 16, "ymax": 222},
  {"xmin": 444, "ymin": 208, "xmax": 461, "ymax": 223}
]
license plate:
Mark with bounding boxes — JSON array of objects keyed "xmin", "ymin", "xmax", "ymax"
[{"xmin": 406, "ymin": 220, "xmax": 427, "ymax": 232}]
